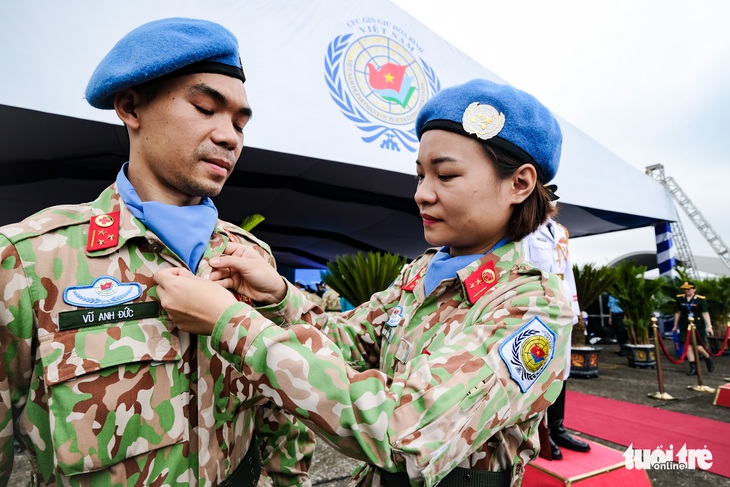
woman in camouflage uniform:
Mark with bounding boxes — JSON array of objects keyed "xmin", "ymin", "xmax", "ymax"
[{"xmin": 157, "ymin": 79, "xmax": 574, "ymax": 487}]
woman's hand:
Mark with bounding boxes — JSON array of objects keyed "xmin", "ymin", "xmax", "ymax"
[
  {"xmin": 155, "ymin": 267, "xmax": 239, "ymax": 335},
  {"xmin": 209, "ymin": 242, "xmax": 288, "ymax": 305}
]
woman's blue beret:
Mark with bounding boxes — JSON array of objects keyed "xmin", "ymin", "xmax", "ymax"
[
  {"xmin": 85, "ymin": 18, "xmax": 245, "ymax": 110},
  {"xmin": 416, "ymin": 79, "xmax": 562, "ymax": 182}
]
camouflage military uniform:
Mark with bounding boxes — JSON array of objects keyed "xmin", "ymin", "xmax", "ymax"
[
  {"xmin": 0, "ymin": 185, "xmax": 314, "ymax": 486},
  {"xmin": 210, "ymin": 242, "xmax": 573, "ymax": 487}
]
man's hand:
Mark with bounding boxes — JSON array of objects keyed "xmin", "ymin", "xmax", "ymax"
[
  {"xmin": 155, "ymin": 267, "xmax": 239, "ymax": 335},
  {"xmin": 209, "ymin": 242, "xmax": 288, "ymax": 305}
]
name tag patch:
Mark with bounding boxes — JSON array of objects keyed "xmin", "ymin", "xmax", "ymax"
[
  {"xmin": 59, "ymin": 302, "xmax": 159, "ymax": 331},
  {"xmin": 498, "ymin": 316, "xmax": 556, "ymax": 392}
]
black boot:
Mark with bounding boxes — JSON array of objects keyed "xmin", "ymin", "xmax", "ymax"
[
  {"xmin": 704, "ymin": 356, "xmax": 715, "ymax": 373},
  {"xmin": 549, "ymin": 437, "xmax": 563, "ymax": 460},
  {"xmin": 550, "ymin": 419, "xmax": 591, "ymax": 452},
  {"xmin": 687, "ymin": 361, "xmax": 696, "ymax": 376}
]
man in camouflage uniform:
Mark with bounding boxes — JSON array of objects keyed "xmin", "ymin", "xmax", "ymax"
[
  {"xmin": 0, "ymin": 18, "xmax": 313, "ymax": 486},
  {"xmin": 156, "ymin": 79, "xmax": 574, "ymax": 486}
]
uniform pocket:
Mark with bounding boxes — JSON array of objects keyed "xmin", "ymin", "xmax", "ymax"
[{"xmin": 38, "ymin": 314, "xmax": 187, "ymax": 477}]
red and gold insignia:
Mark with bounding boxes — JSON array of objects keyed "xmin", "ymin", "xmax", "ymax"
[
  {"xmin": 464, "ymin": 260, "xmax": 499, "ymax": 304},
  {"xmin": 235, "ymin": 293, "xmax": 253, "ymax": 305},
  {"xmin": 402, "ymin": 267, "xmax": 426, "ymax": 292},
  {"xmin": 87, "ymin": 212, "xmax": 120, "ymax": 251}
]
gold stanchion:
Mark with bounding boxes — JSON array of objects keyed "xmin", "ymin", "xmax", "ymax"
[
  {"xmin": 687, "ymin": 318, "xmax": 716, "ymax": 393},
  {"xmin": 648, "ymin": 317, "xmax": 675, "ymax": 400}
]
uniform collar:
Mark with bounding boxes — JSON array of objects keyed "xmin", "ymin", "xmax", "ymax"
[
  {"xmin": 85, "ymin": 183, "xmax": 231, "ymax": 258},
  {"xmin": 404, "ymin": 241, "xmax": 525, "ymax": 304},
  {"xmin": 456, "ymin": 241, "xmax": 522, "ymax": 304}
]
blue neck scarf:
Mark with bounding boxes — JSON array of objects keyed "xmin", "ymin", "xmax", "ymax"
[
  {"xmin": 423, "ymin": 239, "xmax": 510, "ymax": 296},
  {"xmin": 116, "ymin": 163, "xmax": 219, "ymax": 272}
]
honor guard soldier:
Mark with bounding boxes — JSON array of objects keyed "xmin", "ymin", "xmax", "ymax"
[
  {"xmin": 155, "ymin": 78, "xmax": 574, "ymax": 487},
  {"xmin": 673, "ymin": 281, "xmax": 714, "ymax": 375},
  {"xmin": 0, "ymin": 18, "xmax": 314, "ymax": 486}
]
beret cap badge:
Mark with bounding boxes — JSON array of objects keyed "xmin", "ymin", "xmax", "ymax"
[{"xmin": 462, "ymin": 102, "xmax": 505, "ymax": 140}]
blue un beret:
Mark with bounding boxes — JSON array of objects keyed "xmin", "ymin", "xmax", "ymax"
[
  {"xmin": 86, "ymin": 18, "xmax": 245, "ymax": 109},
  {"xmin": 416, "ymin": 79, "xmax": 562, "ymax": 182}
]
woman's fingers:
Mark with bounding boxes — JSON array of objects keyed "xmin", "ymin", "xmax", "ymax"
[{"xmin": 222, "ymin": 241, "xmax": 247, "ymax": 257}]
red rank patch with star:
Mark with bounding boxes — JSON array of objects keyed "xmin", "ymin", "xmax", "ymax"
[
  {"xmin": 464, "ymin": 260, "xmax": 499, "ymax": 304},
  {"xmin": 87, "ymin": 212, "xmax": 120, "ymax": 251},
  {"xmin": 402, "ymin": 267, "xmax": 426, "ymax": 292}
]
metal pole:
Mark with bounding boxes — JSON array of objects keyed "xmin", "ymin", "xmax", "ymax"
[
  {"xmin": 648, "ymin": 317, "xmax": 675, "ymax": 400},
  {"xmin": 687, "ymin": 318, "xmax": 715, "ymax": 393}
]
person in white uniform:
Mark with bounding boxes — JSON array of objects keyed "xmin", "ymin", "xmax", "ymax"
[{"xmin": 523, "ymin": 213, "xmax": 591, "ymax": 460}]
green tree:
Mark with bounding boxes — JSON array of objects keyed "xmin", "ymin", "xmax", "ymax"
[
  {"xmin": 240, "ymin": 214, "xmax": 265, "ymax": 231},
  {"xmin": 572, "ymin": 263, "xmax": 617, "ymax": 347},
  {"xmin": 321, "ymin": 251, "xmax": 407, "ymax": 306},
  {"xmin": 609, "ymin": 262, "xmax": 668, "ymax": 345},
  {"xmin": 696, "ymin": 276, "xmax": 730, "ymax": 337}
]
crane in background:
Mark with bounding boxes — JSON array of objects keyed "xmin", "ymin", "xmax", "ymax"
[{"xmin": 646, "ymin": 164, "xmax": 730, "ymax": 278}]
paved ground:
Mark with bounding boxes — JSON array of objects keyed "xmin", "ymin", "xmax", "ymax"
[{"xmin": 8, "ymin": 339, "xmax": 729, "ymax": 486}]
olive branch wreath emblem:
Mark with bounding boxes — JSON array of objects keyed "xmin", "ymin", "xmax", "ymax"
[
  {"xmin": 324, "ymin": 34, "xmax": 441, "ymax": 153},
  {"xmin": 510, "ymin": 328, "xmax": 550, "ymax": 381}
]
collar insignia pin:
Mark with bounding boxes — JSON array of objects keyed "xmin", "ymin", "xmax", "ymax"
[
  {"xmin": 464, "ymin": 260, "xmax": 499, "ymax": 304},
  {"xmin": 87, "ymin": 211, "xmax": 120, "ymax": 251}
]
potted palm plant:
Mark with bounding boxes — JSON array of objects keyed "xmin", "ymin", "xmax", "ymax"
[
  {"xmin": 321, "ymin": 251, "xmax": 406, "ymax": 307},
  {"xmin": 570, "ymin": 263, "xmax": 617, "ymax": 378},
  {"xmin": 609, "ymin": 262, "xmax": 667, "ymax": 368},
  {"xmin": 696, "ymin": 277, "xmax": 730, "ymax": 355}
]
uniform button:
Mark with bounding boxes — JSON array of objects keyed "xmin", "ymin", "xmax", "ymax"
[
  {"xmin": 462, "ymin": 473, "xmax": 471, "ymax": 483},
  {"xmin": 149, "ymin": 242, "xmax": 163, "ymax": 253}
]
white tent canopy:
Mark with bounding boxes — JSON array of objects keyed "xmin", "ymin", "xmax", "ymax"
[{"xmin": 0, "ymin": 0, "xmax": 677, "ymax": 268}]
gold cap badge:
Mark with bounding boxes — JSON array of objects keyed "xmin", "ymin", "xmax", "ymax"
[{"xmin": 462, "ymin": 102, "xmax": 505, "ymax": 140}]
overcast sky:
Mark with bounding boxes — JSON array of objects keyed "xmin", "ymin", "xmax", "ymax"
[{"xmin": 391, "ymin": 0, "xmax": 730, "ymax": 268}]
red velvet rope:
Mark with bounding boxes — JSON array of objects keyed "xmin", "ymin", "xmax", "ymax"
[
  {"xmin": 694, "ymin": 325, "xmax": 730, "ymax": 358},
  {"xmin": 656, "ymin": 327, "xmax": 692, "ymax": 364}
]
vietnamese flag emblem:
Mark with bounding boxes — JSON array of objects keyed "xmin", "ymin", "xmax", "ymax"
[
  {"xmin": 530, "ymin": 343, "xmax": 546, "ymax": 363},
  {"xmin": 367, "ymin": 62, "xmax": 415, "ymax": 108}
]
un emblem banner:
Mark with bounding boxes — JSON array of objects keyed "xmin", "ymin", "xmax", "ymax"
[{"xmin": 325, "ymin": 18, "xmax": 441, "ymax": 153}]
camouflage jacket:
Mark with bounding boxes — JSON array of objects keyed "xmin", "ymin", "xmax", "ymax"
[
  {"xmin": 211, "ymin": 242, "xmax": 573, "ymax": 487},
  {"xmin": 0, "ymin": 185, "xmax": 314, "ymax": 487}
]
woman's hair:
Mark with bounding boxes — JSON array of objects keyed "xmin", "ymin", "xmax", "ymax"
[{"xmin": 477, "ymin": 142, "xmax": 556, "ymax": 241}]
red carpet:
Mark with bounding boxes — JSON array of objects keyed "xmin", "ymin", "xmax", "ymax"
[
  {"xmin": 524, "ymin": 439, "xmax": 650, "ymax": 486},
  {"xmin": 565, "ymin": 390, "xmax": 730, "ymax": 478}
]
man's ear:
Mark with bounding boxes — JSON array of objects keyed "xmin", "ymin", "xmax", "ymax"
[
  {"xmin": 113, "ymin": 89, "xmax": 142, "ymax": 129},
  {"xmin": 510, "ymin": 164, "xmax": 538, "ymax": 204}
]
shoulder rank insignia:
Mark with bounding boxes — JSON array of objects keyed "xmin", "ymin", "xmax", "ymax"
[
  {"xmin": 463, "ymin": 260, "xmax": 498, "ymax": 304},
  {"xmin": 402, "ymin": 267, "xmax": 426, "ymax": 292},
  {"xmin": 87, "ymin": 212, "xmax": 120, "ymax": 251},
  {"xmin": 63, "ymin": 276, "xmax": 142, "ymax": 308},
  {"xmin": 499, "ymin": 316, "xmax": 556, "ymax": 392}
]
